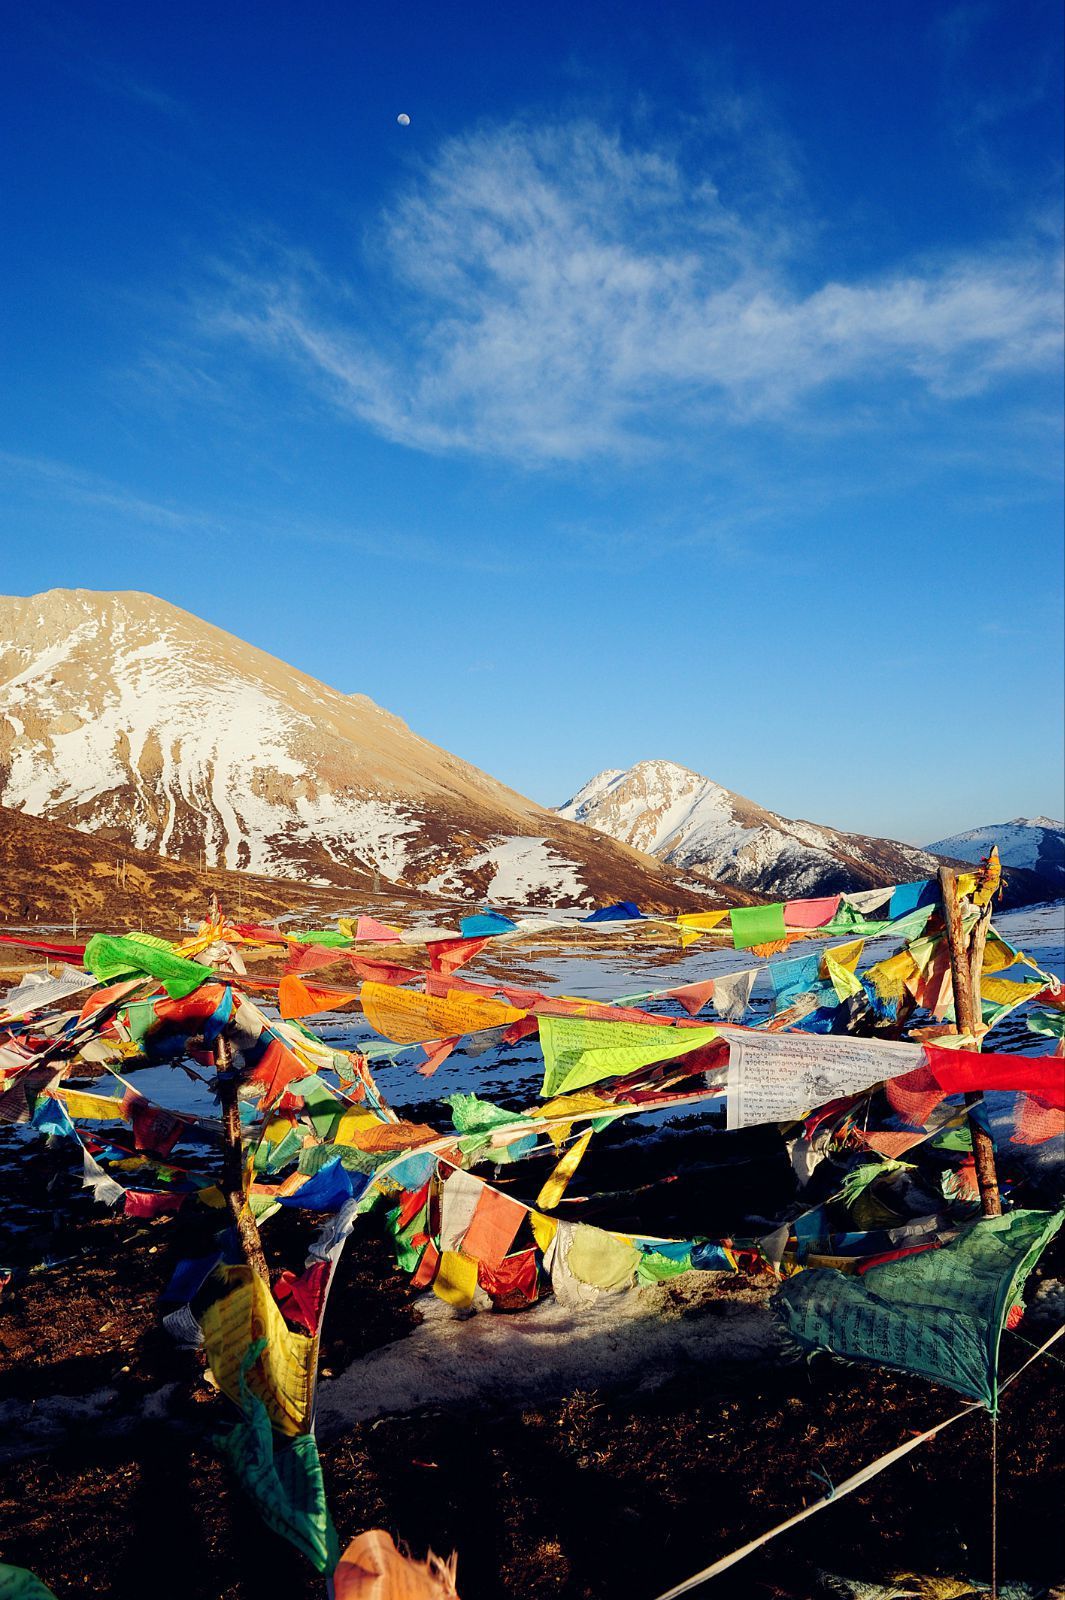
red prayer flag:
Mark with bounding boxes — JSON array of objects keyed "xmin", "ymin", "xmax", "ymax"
[
  {"xmin": 428, "ymin": 937, "xmax": 489, "ymax": 977},
  {"xmin": 123, "ymin": 1188, "xmax": 187, "ymax": 1218},
  {"xmin": 346, "ymin": 954, "xmax": 422, "ymax": 986},
  {"xmin": 783, "ymin": 896, "xmax": 841, "ymax": 929},
  {"xmin": 285, "ymin": 942, "xmax": 348, "ymax": 976},
  {"xmin": 273, "ymin": 1261, "xmax": 330, "ymax": 1333},
  {"xmin": 478, "ymin": 1247, "xmax": 539, "ymax": 1309},
  {"xmin": 410, "ymin": 1240, "xmax": 440, "ymax": 1289},
  {"xmin": 666, "ymin": 979, "xmax": 717, "ymax": 1016}
]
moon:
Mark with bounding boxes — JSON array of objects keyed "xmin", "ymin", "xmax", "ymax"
[{"xmin": 397, "ymin": 113, "xmax": 410, "ymax": 126}]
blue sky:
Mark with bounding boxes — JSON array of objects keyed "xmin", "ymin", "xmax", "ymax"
[{"xmin": 2, "ymin": 0, "xmax": 1062, "ymax": 844}]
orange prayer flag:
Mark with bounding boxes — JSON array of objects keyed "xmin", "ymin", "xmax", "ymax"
[
  {"xmin": 360, "ymin": 982, "xmax": 525, "ymax": 1045},
  {"xmin": 278, "ymin": 974, "xmax": 360, "ymax": 1020},
  {"xmin": 334, "ymin": 1529, "xmax": 459, "ymax": 1599},
  {"xmin": 460, "ymin": 1184, "xmax": 527, "ymax": 1268},
  {"xmin": 417, "ymin": 1037, "xmax": 459, "ymax": 1077}
]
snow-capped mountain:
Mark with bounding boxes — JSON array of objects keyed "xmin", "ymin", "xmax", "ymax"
[
  {"xmin": 925, "ymin": 819, "xmax": 1064, "ymax": 904},
  {"xmin": 0, "ymin": 591, "xmax": 734, "ymax": 911},
  {"xmin": 558, "ymin": 759, "xmax": 948, "ymax": 900}
]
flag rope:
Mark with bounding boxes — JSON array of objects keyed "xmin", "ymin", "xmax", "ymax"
[{"xmin": 648, "ymin": 1322, "xmax": 1064, "ymax": 1600}]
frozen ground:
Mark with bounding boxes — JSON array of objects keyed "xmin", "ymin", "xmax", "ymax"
[{"xmin": 316, "ymin": 1273, "xmax": 779, "ymax": 1435}]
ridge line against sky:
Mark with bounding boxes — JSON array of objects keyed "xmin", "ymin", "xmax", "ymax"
[{"xmin": 1, "ymin": 0, "xmax": 1062, "ymax": 843}]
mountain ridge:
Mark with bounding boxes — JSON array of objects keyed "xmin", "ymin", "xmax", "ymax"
[
  {"xmin": 558, "ymin": 758, "xmax": 953, "ymax": 901},
  {"xmin": 924, "ymin": 817, "xmax": 1064, "ymax": 906},
  {"xmin": 0, "ymin": 589, "xmax": 743, "ymax": 912}
]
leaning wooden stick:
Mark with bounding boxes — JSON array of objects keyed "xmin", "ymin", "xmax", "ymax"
[
  {"xmin": 938, "ymin": 864, "xmax": 1002, "ymax": 1218},
  {"xmin": 215, "ymin": 1029, "xmax": 270, "ymax": 1279}
]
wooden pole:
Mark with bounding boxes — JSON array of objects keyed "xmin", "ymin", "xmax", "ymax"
[
  {"xmin": 215, "ymin": 1031, "xmax": 270, "ymax": 1279},
  {"xmin": 938, "ymin": 866, "xmax": 1002, "ymax": 1217}
]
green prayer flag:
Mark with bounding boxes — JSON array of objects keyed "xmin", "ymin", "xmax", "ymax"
[
  {"xmin": 286, "ymin": 1076, "xmax": 343, "ymax": 1140},
  {"xmin": 1028, "ymin": 1008, "xmax": 1065, "ymax": 1040},
  {"xmin": 731, "ymin": 903, "xmax": 787, "ymax": 950},
  {"xmin": 385, "ymin": 1201, "xmax": 429, "ymax": 1272},
  {"xmin": 775, "ymin": 1209, "xmax": 1063, "ymax": 1412},
  {"xmin": 538, "ymin": 1014, "xmax": 718, "ymax": 1097},
  {"xmin": 255, "ymin": 1127, "xmax": 303, "ymax": 1175},
  {"xmin": 821, "ymin": 904, "xmax": 935, "ymax": 943},
  {"xmin": 299, "ymin": 1142, "xmax": 378, "ymax": 1177},
  {"xmin": 83, "ymin": 933, "xmax": 212, "ymax": 999},
  {"xmin": 119, "ymin": 999, "xmax": 163, "ymax": 1050},
  {"xmin": 445, "ymin": 1092, "xmax": 527, "ymax": 1135},
  {"xmin": 219, "ymin": 1338, "xmax": 339, "ymax": 1572},
  {"xmin": 636, "ymin": 1249, "xmax": 693, "ymax": 1284},
  {"xmin": 0, "ymin": 1565, "xmax": 59, "ymax": 1600},
  {"xmin": 292, "ymin": 930, "xmax": 352, "ymax": 947}
]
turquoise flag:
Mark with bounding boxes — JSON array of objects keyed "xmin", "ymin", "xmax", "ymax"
[
  {"xmin": 774, "ymin": 1209, "xmax": 1063, "ymax": 1412},
  {"xmin": 219, "ymin": 1339, "xmax": 339, "ymax": 1572},
  {"xmin": 0, "ymin": 1566, "xmax": 59, "ymax": 1600}
]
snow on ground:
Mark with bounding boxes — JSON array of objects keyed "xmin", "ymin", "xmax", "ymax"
[
  {"xmin": 316, "ymin": 1273, "xmax": 777, "ymax": 1432},
  {"xmin": 423, "ymin": 836, "xmax": 588, "ymax": 906}
]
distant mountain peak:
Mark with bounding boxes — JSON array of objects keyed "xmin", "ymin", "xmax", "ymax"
[
  {"xmin": 924, "ymin": 818, "xmax": 1064, "ymax": 899},
  {"xmin": 559, "ymin": 757, "xmax": 947, "ymax": 901}
]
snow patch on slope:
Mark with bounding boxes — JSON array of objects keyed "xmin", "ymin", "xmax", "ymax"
[{"xmin": 423, "ymin": 836, "xmax": 589, "ymax": 906}]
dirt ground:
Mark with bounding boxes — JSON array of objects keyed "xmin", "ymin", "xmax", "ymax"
[{"xmin": 1, "ymin": 1126, "xmax": 1062, "ymax": 1600}]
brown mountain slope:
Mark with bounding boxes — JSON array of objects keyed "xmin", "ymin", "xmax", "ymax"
[
  {"xmin": 0, "ymin": 802, "xmax": 428, "ymax": 934},
  {"xmin": 0, "ymin": 590, "xmax": 746, "ymax": 913}
]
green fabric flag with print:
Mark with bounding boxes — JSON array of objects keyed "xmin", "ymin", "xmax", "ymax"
[
  {"xmin": 83, "ymin": 932, "xmax": 212, "ymax": 999},
  {"xmin": 219, "ymin": 1338, "xmax": 339, "ymax": 1572},
  {"xmin": 821, "ymin": 904, "xmax": 936, "ymax": 944},
  {"xmin": 538, "ymin": 1014, "xmax": 718, "ymax": 1098},
  {"xmin": 775, "ymin": 1209, "xmax": 1063, "ymax": 1412},
  {"xmin": 446, "ymin": 1091, "xmax": 527, "ymax": 1135},
  {"xmin": 285, "ymin": 1076, "xmax": 344, "ymax": 1141}
]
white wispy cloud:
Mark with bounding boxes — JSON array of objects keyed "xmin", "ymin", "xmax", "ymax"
[{"xmin": 204, "ymin": 118, "xmax": 1063, "ymax": 463}]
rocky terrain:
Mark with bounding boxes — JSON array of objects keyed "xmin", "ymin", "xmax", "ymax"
[{"xmin": 0, "ymin": 801, "xmax": 433, "ymax": 935}]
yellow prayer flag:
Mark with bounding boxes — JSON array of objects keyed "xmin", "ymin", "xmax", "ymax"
[
  {"xmin": 676, "ymin": 910, "xmax": 731, "ymax": 931},
  {"xmin": 331, "ymin": 1107, "xmax": 386, "ymax": 1145},
  {"xmin": 864, "ymin": 949, "xmax": 919, "ymax": 1002},
  {"xmin": 536, "ymin": 1128, "xmax": 593, "ymax": 1211},
  {"xmin": 432, "ymin": 1249, "xmax": 478, "ymax": 1308},
  {"xmin": 56, "ymin": 1088, "xmax": 127, "ymax": 1121},
  {"xmin": 821, "ymin": 940, "xmax": 865, "ymax": 1003},
  {"xmin": 981, "ymin": 976, "xmax": 1046, "ymax": 1007},
  {"xmin": 360, "ymin": 982, "xmax": 526, "ymax": 1045},
  {"xmin": 530, "ymin": 1211, "xmax": 558, "ymax": 1251},
  {"xmin": 199, "ymin": 1266, "xmax": 316, "ymax": 1436}
]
